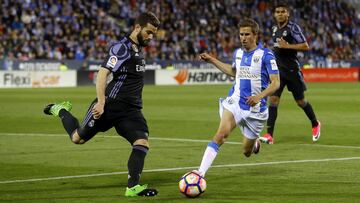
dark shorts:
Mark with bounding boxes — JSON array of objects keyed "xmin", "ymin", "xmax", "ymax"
[
  {"xmin": 273, "ymin": 69, "xmax": 307, "ymax": 100},
  {"xmin": 77, "ymin": 99, "xmax": 149, "ymax": 144}
]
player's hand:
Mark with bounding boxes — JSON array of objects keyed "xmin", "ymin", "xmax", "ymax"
[
  {"xmin": 277, "ymin": 37, "xmax": 289, "ymax": 48},
  {"xmin": 199, "ymin": 53, "xmax": 213, "ymax": 62},
  {"xmin": 246, "ymin": 95, "xmax": 261, "ymax": 106},
  {"xmin": 92, "ymin": 102, "xmax": 104, "ymax": 119}
]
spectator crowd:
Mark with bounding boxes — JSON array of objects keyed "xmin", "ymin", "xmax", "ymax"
[{"xmin": 0, "ymin": 0, "xmax": 359, "ymax": 62}]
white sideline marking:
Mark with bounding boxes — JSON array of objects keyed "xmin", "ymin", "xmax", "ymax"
[
  {"xmin": 150, "ymin": 137, "xmax": 242, "ymax": 145},
  {"xmin": 2, "ymin": 132, "xmax": 360, "ymax": 149},
  {"xmin": 300, "ymin": 144, "xmax": 360, "ymax": 149},
  {"xmin": 0, "ymin": 133, "xmax": 243, "ymax": 145},
  {"xmin": 0, "ymin": 157, "xmax": 359, "ymax": 184}
]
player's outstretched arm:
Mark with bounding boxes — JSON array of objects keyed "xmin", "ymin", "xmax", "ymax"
[{"xmin": 199, "ymin": 53, "xmax": 235, "ymax": 77}]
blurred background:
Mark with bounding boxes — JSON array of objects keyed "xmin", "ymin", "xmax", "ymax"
[
  {"xmin": 1, "ymin": 2, "xmax": 360, "ymax": 202},
  {"xmin": 0, "ymin": 0, "xmax": 359, "ymax": 86}
]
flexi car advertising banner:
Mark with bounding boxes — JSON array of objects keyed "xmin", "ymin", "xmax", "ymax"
[{"xmin": 0, "ymin": 71, "xmax": 77, "ymax": 88}]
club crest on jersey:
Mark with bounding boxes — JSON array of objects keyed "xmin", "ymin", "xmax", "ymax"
[
  {"xmin": 106, "ymin": 56, "xmax": 118, "ymax": 68},
  {"xmin": 131, "ymin": 44, "xmax": 139, "ymax": 52},
  {"xmin": 227, "ymin": 98, "xmax": 234, "ymax": 105},
  {"xmin": 253, "ymin": 56, "xmax": 260, "ymax": 63},
  {"xmin": 88, "ymin": 119, "xmax": 95, "ymax": 127}
]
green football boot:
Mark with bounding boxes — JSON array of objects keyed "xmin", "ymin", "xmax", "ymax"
[
  {"xmin": 125, "ymin": 184, "xmax": 158, "ymax": 197},
  {"xmin": 43, "ymin": 101, "xmax": 72, "ymax": 117}
]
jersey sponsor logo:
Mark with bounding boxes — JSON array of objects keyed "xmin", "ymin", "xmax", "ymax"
[
  {"xmin": 106, "ymin": 56, "xmax": 118, "ymax": 68},
  {"xmin": 237, "ymin": 66, "xmax": 260, "ymax": 79},
  {"xmin": 270, "ymin": 59, "xmax": 278, "ymax": 70},
  {"xmin": 136, "ymin": 65, "xmax": 146, "ymax": 72}
]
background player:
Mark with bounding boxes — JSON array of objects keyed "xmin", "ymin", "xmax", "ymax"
[
  {"xmin": 195, "ymin": 18, "xmax": 280, "ymax": 177},
  {"xmin": 43, "ymin": 12, "xmax": 160, "ymax": 197},
  {"xmin": 260, "ymin": 2, "xmax": 321, "ymax": 144}
]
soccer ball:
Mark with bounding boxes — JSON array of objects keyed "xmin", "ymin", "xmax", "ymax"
[{"xmin": 179, "ymin": 171, "xmax": 206, "ymax": 198}]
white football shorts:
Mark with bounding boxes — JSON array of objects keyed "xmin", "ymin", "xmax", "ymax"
[{"xmin": 219, "ymin": 97, "xmax": 268, "ymax": 139}]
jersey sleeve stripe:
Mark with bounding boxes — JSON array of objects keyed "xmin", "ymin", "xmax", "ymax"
[{"xmin": 291, "ymin": 23, "xmax": 306, "ymax": 43}]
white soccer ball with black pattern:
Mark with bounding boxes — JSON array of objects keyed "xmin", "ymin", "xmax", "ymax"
[{"xmin": 179, "ymin": 171, "xmax": 206, "ymax": 198}]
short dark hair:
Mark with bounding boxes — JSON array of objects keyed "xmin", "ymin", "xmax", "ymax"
[
  {"xmin": 135, "ymin": 12, "xmax": 160, "ymax": 28},
  {"xmin": 238, "ymin": 18, "xmax": 260, "ymax": 35},
  {"xmin": 273, "ymin": 1, "xmax": 289, "ymax": 12}
]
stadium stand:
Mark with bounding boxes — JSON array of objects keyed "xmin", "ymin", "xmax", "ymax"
[{"xmin": 0, "ymin": 0, "xmax": 359, "ymax": 62}]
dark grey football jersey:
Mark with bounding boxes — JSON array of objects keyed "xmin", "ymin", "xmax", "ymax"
[
  {"xmin": 101, "ymin": 36, "xmax": 146, "ymax": 108},
  {"xmin": 272, "ymin": 21, "xmax": 307, "ymax": 71}
]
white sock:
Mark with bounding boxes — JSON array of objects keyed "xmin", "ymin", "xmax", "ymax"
[{"xmin": 198, "ymin": 141, "xmax": 219, "ymax": 177}]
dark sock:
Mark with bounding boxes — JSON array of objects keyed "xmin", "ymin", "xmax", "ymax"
[
  {"xmin": 267, "ymin": 105, "xmax": 278, "ymax": 137},
  {"xmin": 59, "ymin": 109, "xmax": 79, "ymax": 139},
  {"xmin": 301, "ymin": 102, "xmax": 318, "ymax": 127},
  {"xmin": 128, "ymin": 145, "xmax": 148, "ymax": 188}
]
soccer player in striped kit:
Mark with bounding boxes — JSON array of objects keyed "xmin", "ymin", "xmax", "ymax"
[
  {"xmin": 195, "ymin": 18, "xmax": 280, "ymax": 177},
  {"xmin": 43, "ymin": 12, "xmax": 159, "ymax": 197}
]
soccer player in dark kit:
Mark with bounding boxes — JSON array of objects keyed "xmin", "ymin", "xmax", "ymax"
[
  {"xmin": 259, "ymin": 2, "xmax": 321, "ymax": 144},
  {"xmin": 44, "ymin": 12, "xmax": 160, "ymax": 197}
]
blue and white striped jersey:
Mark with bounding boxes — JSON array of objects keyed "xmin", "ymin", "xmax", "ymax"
[{"xmin": 228, "ymin": 44, "xmax": 279, "ymax": 113}]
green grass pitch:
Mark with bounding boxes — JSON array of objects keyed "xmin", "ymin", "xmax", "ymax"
[{"xmin": 0, "ymin": 83, "xmax": 360, "ymax": 202}]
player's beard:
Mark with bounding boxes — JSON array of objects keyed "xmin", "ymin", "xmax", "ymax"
[{"xmin": 137, "ymin": 30, "xmax": 150, "ymax": 47}]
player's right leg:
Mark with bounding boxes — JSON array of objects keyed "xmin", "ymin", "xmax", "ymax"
[
  {"xmin": 260, "ymin": 77, "xmax": 286, "ymax": 144},
  {"xmin": 198, "ymin": 109, "xmax": 236, "ymax": 177},
  {"xmin": 44, "ymin": 100, "xmax": 99, "ymax": 144},
  {"xmin": 44, "ymin": 101, "xmax": 81, "ymax": 142}
]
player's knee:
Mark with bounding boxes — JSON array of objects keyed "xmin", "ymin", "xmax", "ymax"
[
  {"xmin": 71, "ymin": 132, "xmax": 86, "ymax": 145},
  {"xmin": 133, "ymin": 139, "xmax": 149, "ymax": 148},
  {"xmin": 214, "ymin": 133, "xmax": 228, "ymax": 145},
  {"xmin": 296, "ymin": 99, "xmax": 307, "ymax": 108}
]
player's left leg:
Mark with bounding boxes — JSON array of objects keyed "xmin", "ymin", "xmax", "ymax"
[
  {"xmin": 124, "ymin": 137, "xmax": 157, "ymax": 197},
  {"xmin": 289, "ymin": 71, "xmax": 321, "ymax": 141},
  {"xmin": 295, "ymin": 98, "xmax": 321, "ymax": 141}
]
